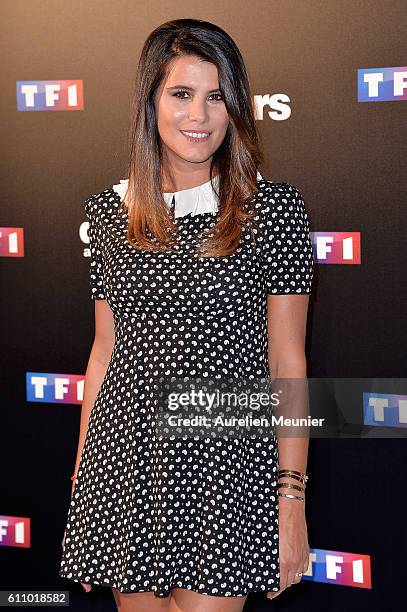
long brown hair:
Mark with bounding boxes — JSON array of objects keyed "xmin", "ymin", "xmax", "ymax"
[{"xmin": 121, "ymin": 18, "xmax": 264, "ymax": 257}]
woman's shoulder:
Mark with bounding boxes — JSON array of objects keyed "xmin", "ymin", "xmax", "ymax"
[
  {"xmin": 253, "ymin": 178, "xmax": 310, "ymax": 229},
  {"xmin": 254, "ymin": 178, "xmax": 304, "ymax": 209},
  {"xmin": 84, "ymin": 183, "xmax": 123, "ymax": 223}
]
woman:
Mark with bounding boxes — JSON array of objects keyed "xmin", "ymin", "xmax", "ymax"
[{"xmin": 60, "ymin": 18, "xmax": 313, "ymax": 612}]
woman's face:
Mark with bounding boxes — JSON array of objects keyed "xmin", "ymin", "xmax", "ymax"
[{"xmin": 154, "ymin": 55, "xmax": 230, "ymax": 173}]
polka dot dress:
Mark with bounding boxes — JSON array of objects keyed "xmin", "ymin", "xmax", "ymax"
[{"xmin": 59, "ymin": 179, "xmax": 314, "ymax": 597}]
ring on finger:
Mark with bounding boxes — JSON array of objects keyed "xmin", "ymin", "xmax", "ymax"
[{"xmin": 290, "ymin": 571, "xmax": 303, "ymax": 586}]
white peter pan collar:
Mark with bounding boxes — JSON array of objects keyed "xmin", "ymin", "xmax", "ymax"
[{"xmin": 112, "ymin": 172, "xmax": 263, "ymax": 219}]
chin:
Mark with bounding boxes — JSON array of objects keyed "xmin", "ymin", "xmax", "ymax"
[{"xmin": 177, "ymin": 150, "xmax": 215, "ymax": 163}]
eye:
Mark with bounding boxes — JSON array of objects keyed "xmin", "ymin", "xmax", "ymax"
[
  {"xmin": 173, "ymin": 89, "xmax": 190, "ymax": 99},
  {"xmin": 172, "ymin": 90, "xmax": 224, "ymax": 102}
]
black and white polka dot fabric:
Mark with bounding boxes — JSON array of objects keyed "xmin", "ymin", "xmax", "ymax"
[{"xmin": 59, "ymin": 179, "xmax": 314, "ymax": 597}]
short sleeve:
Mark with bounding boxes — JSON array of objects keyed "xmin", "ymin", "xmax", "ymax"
[
  {"xmin": 259, "ymin": 183, "xmax": 314, "ymax": 295},
  {"xmin": 85, "ymin": 196, "xmax": 106, "ymax": 300}
]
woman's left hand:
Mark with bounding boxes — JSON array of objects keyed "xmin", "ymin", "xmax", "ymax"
[{"xmin": 266, "ymin": 499, "xmax": 310, "ymax": 600}]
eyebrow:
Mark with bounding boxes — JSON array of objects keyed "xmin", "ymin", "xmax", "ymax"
[{"xmin": 166, "ymin": 85, "xmax": 221, "ymax": 93}]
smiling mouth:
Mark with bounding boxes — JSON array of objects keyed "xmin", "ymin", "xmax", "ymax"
[{"xmin": 180, "ymin": 130, "xmax": 211, "ymax": 141}]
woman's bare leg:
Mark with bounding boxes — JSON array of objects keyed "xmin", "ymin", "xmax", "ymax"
[
  {"xmin": 168, "ymin": 588, "xmax": 247, "ymax": 612},
  {"xmin": 112, "ymin": 589, "xmax": 171, "ymax": 612}
]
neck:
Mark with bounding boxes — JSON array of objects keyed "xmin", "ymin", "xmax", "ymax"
[{"xmin": 161, "ymin": 165, "xmax": 219, "ymax": 193}]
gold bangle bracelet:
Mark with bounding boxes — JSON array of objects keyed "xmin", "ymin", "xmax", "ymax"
[
  {"xmin": 278, "ymin": 469, "xmax": 308, "ymax": 481},
  {"xmin": 278, "ymin": 472, "xmax": 308, "ymax": 484},
  {"xmin": 278, "ymin": 468, "xmax": 307, "ymax": 476},
  {"xmin": 278, "ymin": 482, "xmax": 305, "ymax": 492},
  {"xmin": 278, "ymin": 492, "xmax": 305, "ymax": 501}
]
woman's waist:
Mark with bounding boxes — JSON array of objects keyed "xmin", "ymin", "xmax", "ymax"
[{"xmin": 112, "ymin": 303, "xmax": 262, "ymax": 326}]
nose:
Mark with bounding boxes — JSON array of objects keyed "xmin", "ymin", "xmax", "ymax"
[{"xmin": 187, "ymin": 95, "xmax": 209, "ymax": 123}]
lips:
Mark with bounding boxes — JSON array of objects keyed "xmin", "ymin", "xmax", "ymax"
[{"xmin": 180, "ymin": 130, "xmax": 211, "ymax": 141}]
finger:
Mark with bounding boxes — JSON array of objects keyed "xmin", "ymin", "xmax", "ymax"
[
  {"xmin": 289, "ymin": 573, "xmax": 301, "ymax": 586},
  {"xmin": 289, "ymin": 569, "xmax": 303, "ymax": 586},
  {"xmin": 267, "ymin": 558, "xmax": 291, "ymax": 599},
  {"xmin": 266, "ymin": 573, "xmax": 284, "ymax": 600},
  {"xmin": 280, "ymin": 564, "xmax": 289, "ymax": 591},
  {"xmin": 266, "ymin": 588, "xmax": 282, "ymax": 600},
  {"xmin": 81, "ymin": 583, "xmax": 92, "ymax": 593}
]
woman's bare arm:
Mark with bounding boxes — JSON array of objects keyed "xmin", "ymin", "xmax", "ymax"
[
  {"xmin": 267, "ymin": 294, "xmax": 310, "ymax": 487},
  {"xmin": 266, "ymin": 293, "xmax": 311, "ymax": 597},
  {"xmin": 70, "ymin": 300, "xmax": 116, "ymax": 495}
]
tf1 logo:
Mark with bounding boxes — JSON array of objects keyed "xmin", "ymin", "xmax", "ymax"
[
  {"xmin": 16, "ymin": 80, "xmax": 84, "ymax": 111},
  {"xmin": 364, "ymin": 392, "xmax": 407, "ymax": 429},
  {"xmin": 358, "ymin": 66, "xmax": 407, "ymax": 102},
  {"xmin": 26, "ymin": 372, "xmax": 84, "ymax": 404},
  {"xmin": 311, "ymin": 232, "xmax": 361, "ymax": 264},
  {"xmin": 0, "ymin": 228, "xmax": 24, "ymax": 257},
  {"xmin": 304, "ymin": 547, "xmax": 372, "ymax": 588},
  {"xmin": 0, "ymin": 516, "xmax": 31, "ymax": 548}
]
